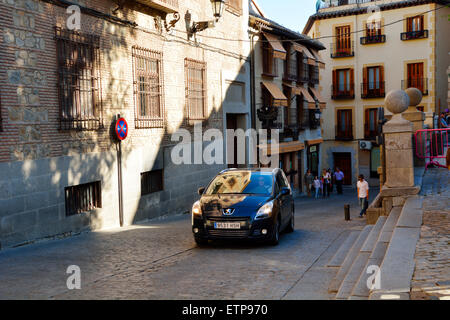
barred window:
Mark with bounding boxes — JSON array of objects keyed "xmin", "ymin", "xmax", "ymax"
[
  {"xmin": 185, "ymin": 58, "xmax": 207, "ymax": 121},
  {"xmin": 141, "ymin": 170, "xmax": 163, "ymax": 196},
  {"xmin": 55, "ymin": 27, "xmax": 102, "ymax": 131},
  {"xmin": 132, "ymin": 46, "xmax": 164, "ymax": 128},
  {"xmin": 65, "ymin": 181, "xmax": 102, "ymax": 216}
]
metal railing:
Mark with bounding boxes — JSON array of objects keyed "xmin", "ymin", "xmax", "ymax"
[
  {"xmin": 360, "ymin": 34, "xmax": 386, "ymax": 45},
  {"xmin": 332, "ymin": 84, "xmax": 355, "ymax": 99},
  {"xmin": 331, "ymin": 41, "xmax": 355, "ymax": 58},
  {"xmin": 402, "ymin": 78, "xmax": 428, "ymax": 95},
  {"xmin": 361, "ymin": 82, "xmax": 385, "ymax": 98},
  {"xmin": 415, "ymin": 128, "xmax": 450, "ymax": 170},
  {"xmin": 336, "ymin": 125, "xmax": 354, "ymax": 140},
  {"xmin": 401, "ymin": 30, "xmax": 429, "ymax": 41}
]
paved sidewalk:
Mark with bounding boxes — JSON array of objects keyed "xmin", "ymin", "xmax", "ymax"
[{"xmin": 411, "ymin": 168, "xmax": 450, "ymax": 300}]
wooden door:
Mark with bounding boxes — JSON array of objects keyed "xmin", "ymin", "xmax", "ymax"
[
  {"xmin": 407, "ymin": 63, "xmax": 424, "ymax": 92},
  {"xmin": 334, "ymin": 152, "xmax": 352, "ymax": 185}
]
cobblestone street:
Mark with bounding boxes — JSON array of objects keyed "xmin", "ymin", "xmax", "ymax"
[
  {"xmin": 0, "ymin": 188, "xmax": 371, "ymax": 300},
  {"xmin": 411, "ymin": 168, "xmax": 450, "ymax": 300}
]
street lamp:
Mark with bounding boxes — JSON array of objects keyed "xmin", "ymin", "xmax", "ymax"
[
  {"xmin": 314, "ymin": 109, "xmax": 321, "ymax": 120},
  {"xmin": 211, "ymin": 0, "xmax": 226, "ymax": 21},
  {"xmin": 187, "ymin": 0, "xmax": 227, "ymax": 37}
]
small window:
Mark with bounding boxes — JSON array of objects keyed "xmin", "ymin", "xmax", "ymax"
[
  {"xmin": 407, "ymin": 15, "xmax": 424, "ymax": 32},
  {"xmin": 141, "ymin": 169, "xmax": 163, "ymax": 196},
  {"xmin": 185, "ymin": 58, "xmax": 207, "ymax": 120},
  {"xmin": 65, "ymin": 181, "xmax": 102, "ymax": 216}
]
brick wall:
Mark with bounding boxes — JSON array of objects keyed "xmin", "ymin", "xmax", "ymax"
[{"xmin": 0, "ymin": 0, "xmax": 251, "ymax": 248}]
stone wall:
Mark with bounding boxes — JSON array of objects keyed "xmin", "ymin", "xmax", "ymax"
[{"xmin": 0, "ymin": 0, "xmax": 251, "ymax": 248}]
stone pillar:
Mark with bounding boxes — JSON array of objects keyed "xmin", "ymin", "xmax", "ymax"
[
  {"xmin": 383, "ymin": 90, "xmax": 415, "ymax": 188},
  {"xmin": 403, "ymin": 88, "xmax": 425, "ymax": 167}
]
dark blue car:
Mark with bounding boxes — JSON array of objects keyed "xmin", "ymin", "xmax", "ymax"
[{"xmin": 191, "ymin": 168, "xmax": 295, "ymax": 246}]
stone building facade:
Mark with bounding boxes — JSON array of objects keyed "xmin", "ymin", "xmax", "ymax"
[
  {"xmin": 0, "ymin": 0, "xmax": 251, "ymax": 248},
  {"xmin": 249, "ymin": 0, "xmax": 326, "ymax": 193}
]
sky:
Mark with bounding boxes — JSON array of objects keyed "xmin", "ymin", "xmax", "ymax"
[{"xmin": 255, "ymin": 0, "xmax": 317, "ymax": 33}]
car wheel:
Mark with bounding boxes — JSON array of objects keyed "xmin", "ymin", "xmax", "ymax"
[
  {"xmin": 269, "ymin": 220, "xmax": 280, "ymax": 246},
  {"xmin": 194, "ymin": 236, "xmax": 208, "ymax": 246},
  {"xmin": 286, "ymin": 207, "xmax": 295, "ymax": 233}
]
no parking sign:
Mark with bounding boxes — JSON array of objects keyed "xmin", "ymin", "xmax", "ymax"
[{"xmin": 115, "ymin": 117, "xmax": 128, "ymax": 141}]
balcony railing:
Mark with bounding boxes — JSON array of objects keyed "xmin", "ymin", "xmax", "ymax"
[
  {"xmin": 361, "ymin": 82, "xmax": 385, "ymax": 99},
  {"xmin": 332, "ymin": 84, "xmax": 355, "ymax": 100},
  {"xmin": 331, "ymin": 41, "xmax": 354, "ymax": 58},
  {"xmin": 401, "ymin": 30, "xmax": 428, "ymax": 41},
  {"xmin": 336, "ymin": 126, "xmax": 353, "ymax": 141},
  {"xmin": 360, "ymin": 34, "xmax": 386, "ymax": 45},
  {"xmin": 297, "ymin": 65, "xmax": 309, "ymax": 83},
  {"xmin": 134, "ymin": 0, "xmax": 179, "ymax": 13},
  {"xmin": 402, "ymin": 78, "xmax": 428, "ymax": 96},
  {"xmin": 364, "ymin": 124, "xmax": 378, "ymax": 140}
]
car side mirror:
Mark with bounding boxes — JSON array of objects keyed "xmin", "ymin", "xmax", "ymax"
[
  {"xmin": 198, "ymin": 187, "xmax": 205, "ymax": 196},
  {"xmin": 281, "ymin": 187, "xmax": 290, "ymax": 196}
]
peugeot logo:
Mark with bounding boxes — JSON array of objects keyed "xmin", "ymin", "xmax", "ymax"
[{"xmin": 222, "ymin": 208, "xmax": 235, "ymax": 215}]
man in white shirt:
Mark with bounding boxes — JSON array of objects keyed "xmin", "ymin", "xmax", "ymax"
[{"xmin": 357, "ymin": 174, "xmax": 369, "ymax": 218}]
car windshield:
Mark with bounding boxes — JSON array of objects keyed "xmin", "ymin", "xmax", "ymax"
[{"xmin": 204, "ymin": 171, "xmax": 273, "ymax": 195}]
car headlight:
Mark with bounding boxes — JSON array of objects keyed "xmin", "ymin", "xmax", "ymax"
[
  {"xmin": 255, "ymin": 201, "xmax": 274, "ymax": 220},
  {"xmin": 192, "ymin": 200, "xmax": 202, "ymax": 219}
]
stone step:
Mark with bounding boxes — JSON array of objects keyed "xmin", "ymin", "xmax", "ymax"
[
  {"xmin": 327, "ymin": 231, "xmax": 360, "ymax": 267},
  {"xmin": 396, "ymin": 196, "xmax": 423, "ymax": 228},
  {"xmin": 369, "ymin": 227, "xmax": 421, "ymax": 299},
  {"xmin": 361, "ymin": 216, "xmax": 387, "ymax": 252},
  {"xmin": 349, "ymin": 241, "xmax": 389, "ymax": 299},
  {"xmin": 335, "ymin": 251, "xmax": 371, "ymax": 299},
  {"xmin": 377, "ymin": 207, "xmax": 402, "ymax": 243},
  {"xmin": 328, "ymin": 225, "xmax": 373, "ymax": 293}
]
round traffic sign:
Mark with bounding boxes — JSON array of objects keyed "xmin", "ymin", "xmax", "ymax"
[{"xmin": 115, "ymin": 117, "xmax": 128, "ymax": 141}]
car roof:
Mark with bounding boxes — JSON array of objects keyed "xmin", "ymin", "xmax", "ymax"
[{"xmin": 219, "ymin": 168, "xmax": 279, "ymax": 175}]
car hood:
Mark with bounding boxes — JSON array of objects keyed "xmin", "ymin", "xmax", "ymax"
[{"xmin": 200, "ymin": 194, "xmax": 272, "ymax": 213}]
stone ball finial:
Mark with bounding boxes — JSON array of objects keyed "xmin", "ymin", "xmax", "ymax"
[
  {"xmin": 405, "ymin": 87, "xmax": 422, "ymax": 107},
  {"xmin": 385, "ymin": 90, "xmax": 409, "ymax": 114}
]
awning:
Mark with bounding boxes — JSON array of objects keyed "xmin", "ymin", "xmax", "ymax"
[
  {"xmin": 309, "ymin": 87, "xmax": 326, "ymax": 109},
  {"xmin": 298, "ymin": 87, "xmax": 316, "ymax": 109},
  {"xmin": 282, "ymin": 83, "xmax": 301, "ymax": 95},
  {"xmin": 307, "ymin": 138, "xmax": 323, "ymax": 146},
  {"xmin": 310, "ymin": 48, "xmax": 325, "ymax": 69},
  {"xmin": 261, "ymin": 81, "xmax": 288, "ymax": 107},
  {"xmin": 293, "ymin": 43, "xmax": 316, "ymax": 66},
  {"xmin": 262, "ymin": 32, "xmax": 286, "ymax": 60},
  {"xmin": 258, "ymin": 141, "xmax": 305, "ymax": 156}
]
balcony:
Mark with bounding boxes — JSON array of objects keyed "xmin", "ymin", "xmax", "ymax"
[
  {"xmin": 401, "ymin": 30, "xmax": 429, "ymax": 41},
  {"xmin": 331, "ymin": 41, "xmax": 354, "ymax": 58},
  {"xmin": 364, "ymin": 124, "xmax": 378, "ymax": 140},
  {"xmin": 134, "ymin": 0, "xmax": 179, "ymax": 13},
  {"xmin": 297, "ymin": 65, "xmax": 310, "ymax": 83},
  {"xmin": 335, "ymin": 126, "xmax": 353, "ymax": 141},
  {"xmin": 360, "ymin": 34, "xmax": 386, "ymax": 45},
  {"xmin": 402, "ymin": 78, "xmax": 428, "ymax": 96},
  {"xmin": 332, "ymin": 85, "xmax": 355, "ymax": 100},
  {"xmin": 309, "ymin": 67, "xmax": 319, "ymax": 85},
  {"xmin": 361, "ymin": 82, "xmax": 385, "ymax": 99}
]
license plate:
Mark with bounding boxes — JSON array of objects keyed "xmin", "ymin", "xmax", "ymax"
[{"xmin": 214, "ymin": 222, "xmax": 241, "ymax": 229}]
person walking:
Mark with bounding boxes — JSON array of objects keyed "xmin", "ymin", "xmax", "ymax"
[
  {"xmin": 322, "ymin": 169, "xmax": 331, "ymax": 198},
  {"xmin": 335, "ymin": 167, "xmax": 344, "ymax": 194},
  {"xmin": 313, "ymin": 176, "xmax": 321, "ymax": 199},
  {"xmin": 439, "ymin": 112, "xmax": 449, "ymax": 128},
  {"xmin": 357, "ymin": 174, "xmax": 369, "ymax": 218},
  {"xmin": 304, "ymin": 169, "xmax": 314, "ymax": 197}
]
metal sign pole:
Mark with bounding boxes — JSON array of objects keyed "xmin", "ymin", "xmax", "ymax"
[{"xmin": 117, "ymin": 114, "xmax": 124, "ymax": 227}]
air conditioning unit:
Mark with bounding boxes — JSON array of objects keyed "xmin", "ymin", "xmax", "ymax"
[{"xmin": 359, "ymin": 140, "xmax": 372, "ymax": 150}]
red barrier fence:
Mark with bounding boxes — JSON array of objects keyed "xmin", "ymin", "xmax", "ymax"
[{"xmin": 414, "ymin": 128, "xmax": 450, "ymax": 170}]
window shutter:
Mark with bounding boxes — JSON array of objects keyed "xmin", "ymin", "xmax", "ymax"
[
  {"xmin": 363, "ymin": 67, "xmax": 368, "ymax": 96},
  {"xmin": 364, "ymin": 109, "xmax": 369, "ymax": 138},
  {"xmin": 380, "ymin": 66, "xmax": 385, "ymax": 95},
  {"xmin": 332, "ymin": 69, "xmax": 337, "ymax": 96},
  {"xmin": 350, "ymin": 68, "xmax": 354, "ymax": 96}
]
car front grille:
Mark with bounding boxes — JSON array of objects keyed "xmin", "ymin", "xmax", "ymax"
[{"xmin": 207, "ymin": 229, "xmax": 250, "ymax": 239}]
